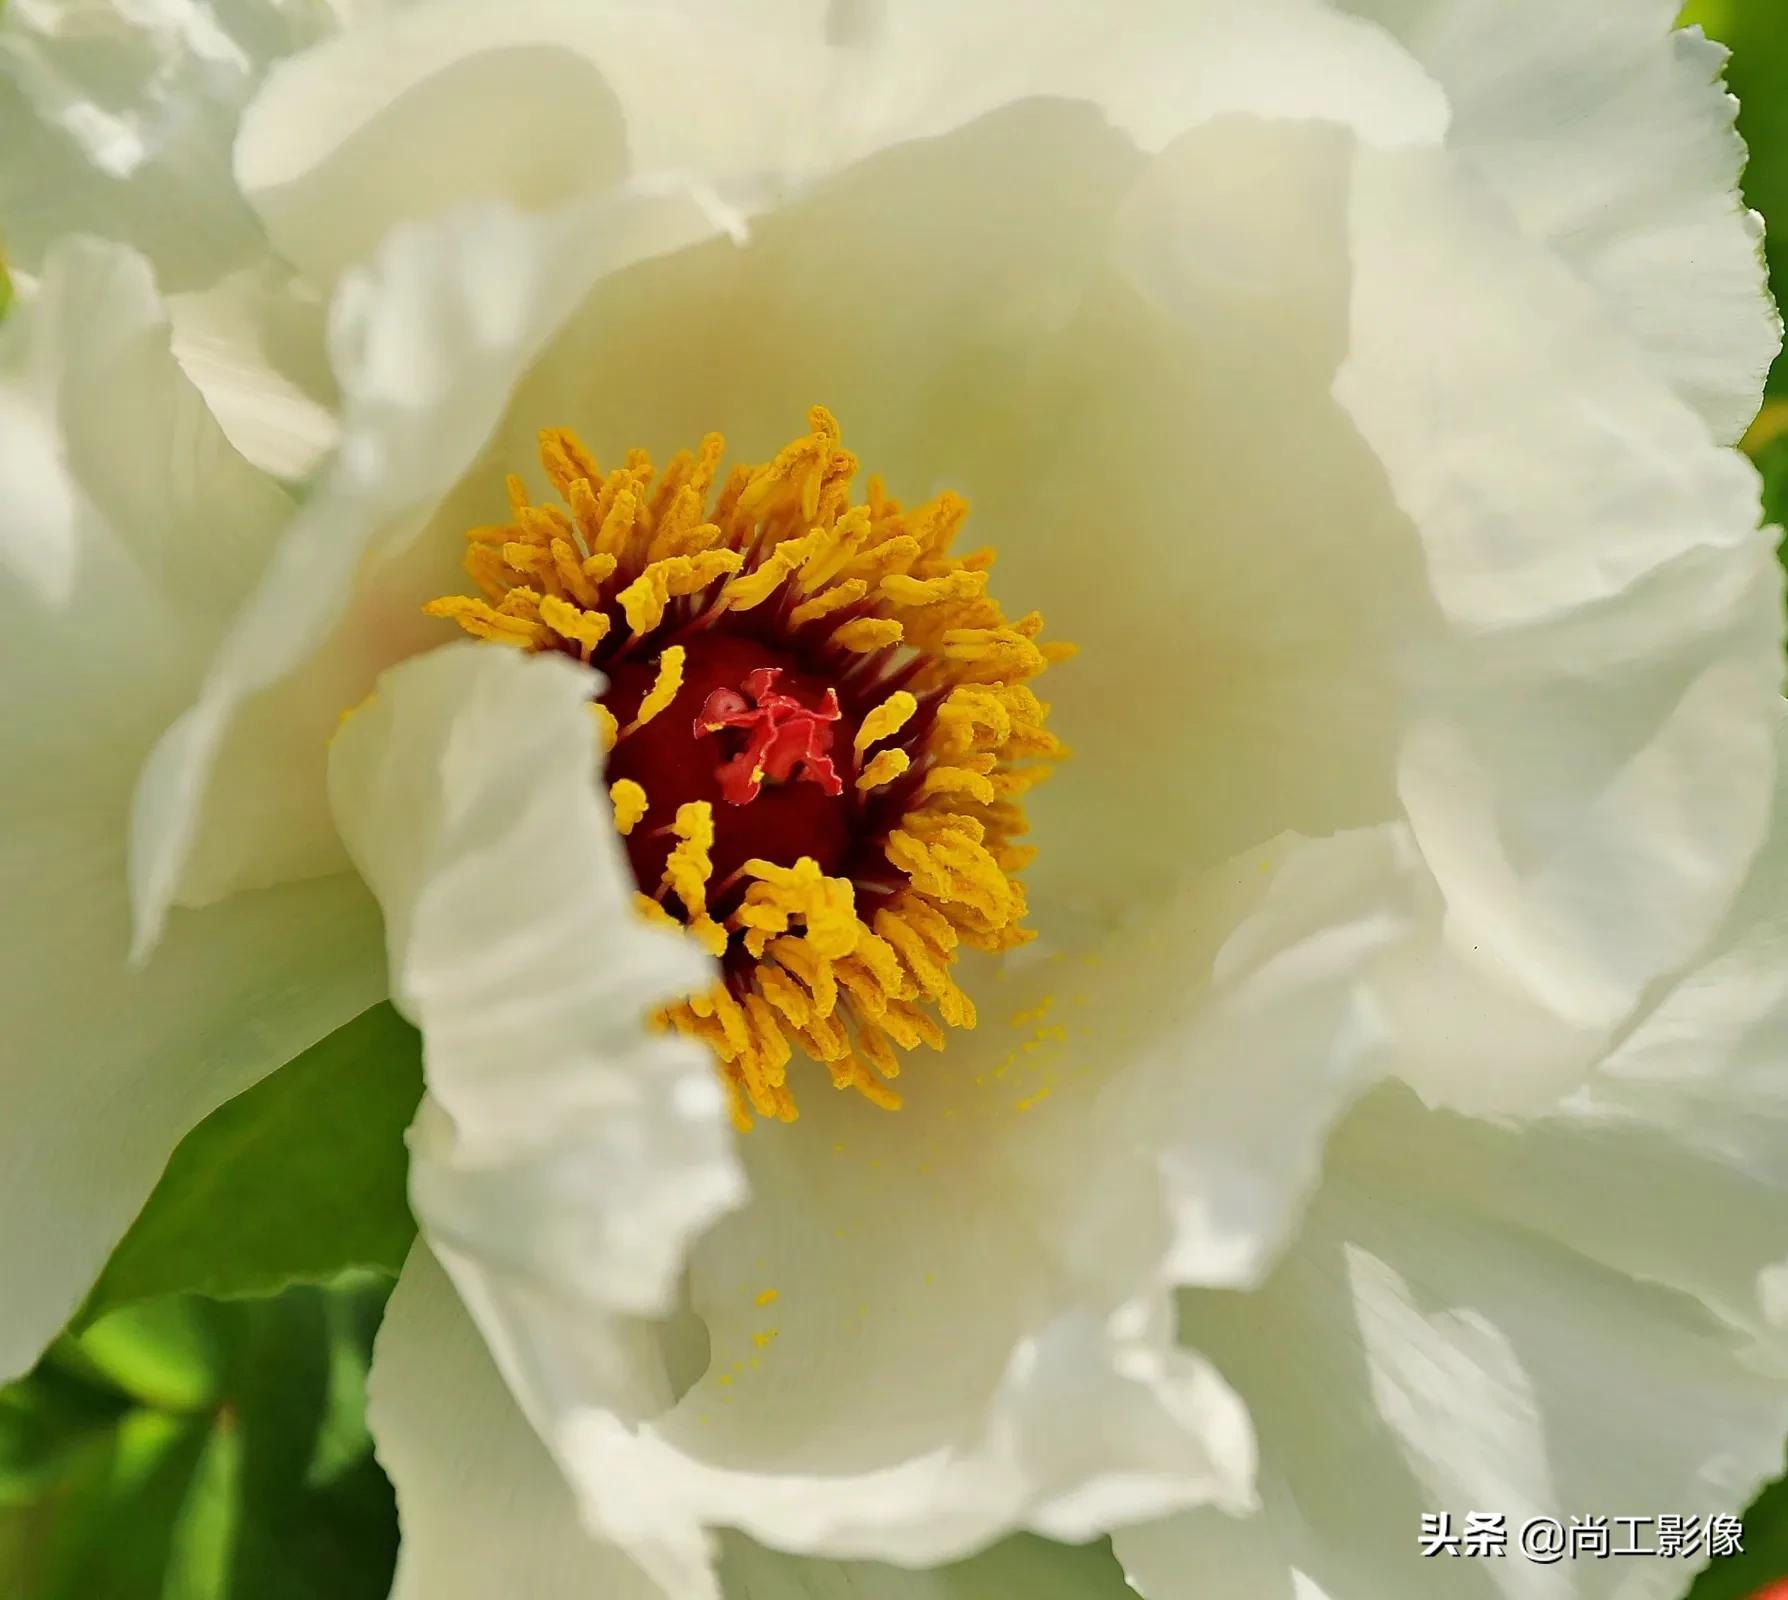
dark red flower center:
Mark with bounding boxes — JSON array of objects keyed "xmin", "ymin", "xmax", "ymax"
[{"xmin": 602, "ymin": 631, "xmax": 861, "ymax": 900}]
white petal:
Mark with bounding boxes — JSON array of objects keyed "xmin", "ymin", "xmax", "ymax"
[
  {"xmin": 826, "ymin": 0, "xmax": 1446, "ymax": 156},
  {"xmin": 0, "ymin": 0, "xmax": 335, "ymax": 290},
  {"xmin": 167, "ymin": 259, "xmax": 343, "ymax": 482},
  {"xmin": 328, "ymin": 643, "xmax": 741, "ymax": 1317},
  {"xmin": 1318, "ymin": 706, "xmax": 1788, "ymax": 1342},
  {"xmin": 231, "ymin": 0, "xmax": 1442, "ymax": 296},
  {"xmin": 496, "ymin": 100, "xmax": 1773, "ymax": 1131},
  {"xmin": 496, "ymin": 110, "xmax": 1409, "ymax": 938},
  {"xmin": 369, "ymin": 1245, "xmax": 671, "ymax": 1600},
  {"xmin": 371, "ymin": 1249, "xmax": 1140, "ymax": 1600},
  {"xmin": 0, "ymin": 235, "xmax": 381, "ymax": 1380},
  {"xmin": 1117, "ymin": 1083, "xmax": 1788, "ymax": 1600},
  {"xmin": 508, "ymin": 830, "xmax": 1431, "ymax": 1572},
  {"xmin": 1336, "ymin": 142, "xmax": 1782, "ymax": 1110},
  {"xmin": 235, "ymin": 0, "xmax": 832, "ymax": 286},
  {"xmin": 1341, "ymin": 0, "xmax": 1779, "ymax": 440},
  {"xmin": 0, "ymin": 0, "xmax": 363, "ymax": 482},
  {"xmin": 130, "ymin": 183, "xmax": 728, "ymax": 948},
  {"xmin": 329, "ymin": 642, "xmax": 744, "ymax": 1597}
]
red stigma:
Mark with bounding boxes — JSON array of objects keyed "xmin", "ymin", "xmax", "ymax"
[{"xmin": 696, "ymin": 667, "xmax": 844, "ymax": 806}]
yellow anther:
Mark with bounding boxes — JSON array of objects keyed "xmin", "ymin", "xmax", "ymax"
[
  {"xmin": 875, "ymin": 908, "xmax": 953, "ymax": 1000},
  {"xmin": 422, "ymin": 595, "xmax": 548, "ymax": 648},
  {"xmin": 688, "ymin": 913, "xmax": 730, "ymax": 958},
  {"xmin": 769, "ymin": 934, "xmax": 840, "ymax": 1019},
  {"xmin": 917, "ymin": 765, "xmax": 997, "ymax": 805},
  {"xmin": 662, "ymin": 801, "xmax": 716, "ymax": 920},
  {"xmin": 789, "ymin": 579, "xmax": 868, "ymax": 627},
  {"xmin": 595, "ymin": 485, "xmax": 642, "ymax": 561},
  {"xmin": 538, "ymin": 427, "xmax": 600, "ymax": 496},
  {"xmin": 549, "ymin": 539, "xmax": 601, "ymax": 606},
  {"xmin": 619, "ymin": 551, "xmax": 744, "ymax": 635},
  {"xmin": 568, "ymin": 476, "xmax": 603, "ymax": 546},
  {"xmin": 797, "ymin": 506, "xmax": 873, "ymax": 592},
  {"xmin": 856, "ymin": 749, "xmax": 910, "ymax": 792},
  {"xmin": 757, "ymin": 966, "xmax": 812, "ymax": 1029},
  {"xmin": 624, "ymin": 645, "xmax": 685, "ymax": 736},
  {"xmin": 880, "ymin": 570, "xmax": 988, "ymax": 607},
  {"xmin": 838, "ymin": 534, "xmax": 920, "ymax": 587},
  {"xmin": 940, "ymin": 627, "xmax": 1049, "ymax": 681},
  {"xmin": 831, "ymin": 617, "xmax": 904, "ymax": 653},
  {"xmin": 634, "ymin": 892, "xmax": 681, "ymax": 931},
  {"xmin": 855, "ymin": 691, "xmax": 917, "ymax": 753},
  {"xmin": 589, "ymin": 700, "xmax": 619, "ymax": 754},
  {"xmin": 610, "ymin": 779, "xmax": 649, "ymax": 836},
  {"xmin": 736, "ymin": 859, "xmax": 858, "ymax": 961},
  {"xmin": 538, "ymin": 593, "xmax": 611, "ymax": 657},
  {"xmin": 719, "ymin": 531, "xmax": 823, "ymax": 611}
]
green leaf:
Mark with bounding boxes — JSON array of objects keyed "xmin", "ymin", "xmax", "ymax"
[
  {"xmin": 1701, "ymin": 0, "xmax": 1788, "ymax": 394},
  {"xmin": 1688, "ymin": 1460, "xmax": 1788, "ymax": 1598},
  {"xmin": 0, "ymin": 1365, "xmax": 128, "ymax": 1505},
  {"xmin": 0, "ymin": 1280, "xmax": 401, "ymax": 1599},
  {"xmin": 32, "ymin": 1410, "xmax": 215, "ymax": 1600},
  {"xmin": 66, "ymin": 1299, "xmax": 227, "ymax": 1414},
  {"xmin": 81, "ymin": 1005, "xmax": 424, "ymax": 1323},
  {"xmin": 1754, "ymin": 430, "xmax": 1788, "ymax": 531}
]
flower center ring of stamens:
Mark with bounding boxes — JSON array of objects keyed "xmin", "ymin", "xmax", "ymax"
[{"xmin": 425, "ymin": 407, "xmax": 1070, "ymax": 1128}]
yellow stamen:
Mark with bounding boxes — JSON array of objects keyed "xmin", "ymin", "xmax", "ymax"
[
  {"xmin": 623, "ymin": 645, "xmax": 685, "ymax": 736},
  {"xmin": 856, "ymin": 749, "xmax": 910, "ymax": 792},
  {"xmin": 789, "ymin": 579, "xmax": 868, "ymax": 627},
  {"xmin": 619, "ymin": 551, "xmax": 744, "ymax": 635},
  {"xmin": 538, "ymin": 593, "xmax": 611, "ymax": 657},
  {"xmin": 423, "ymin": 409, "xmax": 1067, "ymax": 1126},
  {"xmin": 831, "ymin": 617, "xmax": 904, "ymax": 653},
  {"xmin": 589, "ymin": 701, "xmax": 619, "ymax": 753},
  {"xmin": 855, "ymin": 691, "xmax": 917, "ymax": 753},
  {"xmin": 610, "ymin": 779, "xmax": 649, "ymax": 836},
  {"xmin": 662, "ymin": 801, "xmax": 717, "ymax": 920}
]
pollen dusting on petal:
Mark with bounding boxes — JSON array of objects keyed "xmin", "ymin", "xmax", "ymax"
[{"xmin": 425, "ymin": 409, "xmax": 1067, "ymax": 1129}]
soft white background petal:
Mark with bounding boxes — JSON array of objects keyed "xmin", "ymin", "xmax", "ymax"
[
  {"xmin": 1336, "ymin": 141, "xmax": 1781, "ymax": 1111},
  {"xmin": 234, "ymin": 0, "xmax": 832, "ymax": 287},
  {"xmin": 1327, "ymin": 707, "xmax": 1788, "ymax": 1342},
  {"xmin": 0, "ymin": 0, "xmax": 344, "ymax": 289},
  {"xmin": 229, "ymin": 0, "xmax": 1443, "ymax": 293},
  {"xmin": 1116, "ymin": 1080, "xmax": 1788, "ymax": 1600},
  {"xmin": 0, "ymin": 235, "xmax": 381, "ymax": 1380},
  {"xmin": 1342, "ymin": 0, "xmax": 1780, "ymax": 441},
  {"xmin": 817, "ymin": 0, "xmax": 1447, "ymax": 159},
  {"xmin": 0, "ymin": 0, "xmax": 359, "ymax": 479},
  {"xmin": 130, "ymin": 182, "xmax": 729, "ymax": 943}
]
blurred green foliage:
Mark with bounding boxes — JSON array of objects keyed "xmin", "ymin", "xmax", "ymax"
[
  {"xmin": 1684, "ymin": 0, "xmax": 1788, "ymax": 396},
  {"xmin": 81, "ymin": 1005, "xmax": 422, "ymax": 1325},
  {"xmin": 0, "ymin": 1012, "xmax": 418, "ymax": 1598},
  {"xmin": 0, "ymin": 1281, "xmax": 398, "ymax": 1600}
]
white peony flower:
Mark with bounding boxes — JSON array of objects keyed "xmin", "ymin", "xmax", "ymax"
[{"xmin": 5, "ymin": 1, "xmax": 1788, "ymax": 1597}]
